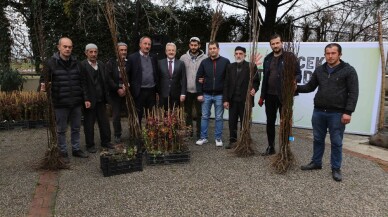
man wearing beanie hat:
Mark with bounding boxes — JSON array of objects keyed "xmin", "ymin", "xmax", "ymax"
[
  {"xmin": 81, "ymin": 43, "xmax": 114, "ymax": 153},
  {"xmin": 180, "ymin": 37, "xmax": 207, "ymax": 139},
  {"xmin": 223, "ymin": 46, "xmax": 261, "ymax": 149}
]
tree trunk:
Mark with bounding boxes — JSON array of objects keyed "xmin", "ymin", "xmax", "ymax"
[
  {"xmin": 259, "ymin": 0, "xmax": 281, "ymax": 41},
  {"xmin": 0, "ymin": 4, "xmax": 11, "ymax": 70}
]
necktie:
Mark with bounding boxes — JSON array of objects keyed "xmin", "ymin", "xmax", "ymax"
[{"xmin": 168, "ymin": 60, "xmax": 173, "ymax": 77}]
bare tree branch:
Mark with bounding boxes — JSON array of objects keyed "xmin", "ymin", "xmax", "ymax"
[
  {"xmin": 276, "ymin": 0, "xmax": 299, "ymax": 24},
  {"xmin": 292, "ymin": 0, "xmax": 352, "ymax": 22},
  {"xmin": 278, "ymin": 0, "xmax": 295, "ymax": 7},
  {"xmin": 217, "ymin": 0, "xmax": 248, "ymax": 11}
]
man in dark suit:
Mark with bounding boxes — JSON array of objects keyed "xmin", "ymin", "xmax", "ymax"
[
  {"xmin": 81, "ymin": 43, "xmax": 114, "ymax": 153},
  {"xmin": 106, "ymin": 42, "xmax": 128, "ymax": 143},
  {"xmin": 158, "ymin": 42, "xmax": 187, "ymax": 110},
  {"xmin": 223, "ymin": 46, "xmax": 261, "ymax": 149},
  {"xmin": 127, "ymin": 36, "xmax": 159, "ymax": 124}
]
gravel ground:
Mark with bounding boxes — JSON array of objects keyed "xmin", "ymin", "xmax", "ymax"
[
  {"xmin": 0, "ymin": 128, "xmax": 46, "ymax": 217},
  {"xmin": 1, "ymin": 122, "xmax": 388, "ymax": 217}
]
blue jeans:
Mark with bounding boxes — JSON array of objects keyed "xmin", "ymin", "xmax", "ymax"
[
  {"xmin": 311, "ymin": 109, "xmax": 345, "ymax": 169},
  {"xmin": 55, "ymin": 106, "xmax": 82, "ymax": 154},
  {"xmin": 200, "ymin": 94, "xmax": 224, "ymax": 140}
]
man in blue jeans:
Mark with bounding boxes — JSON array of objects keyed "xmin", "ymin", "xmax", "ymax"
[
  {"xmin": 297, "ymin": 43, "xmax": 359, "ymax": 182},
  {"xmin": 195, "ymin": 41, "xmax": 230, "ymax": 147}
]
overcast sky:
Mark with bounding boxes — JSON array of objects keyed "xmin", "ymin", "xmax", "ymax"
[{"xmin": 155, "ymin": 0, "xmax": 347, "ymax": 18}]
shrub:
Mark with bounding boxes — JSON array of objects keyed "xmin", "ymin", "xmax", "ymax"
[{"xmin": 0, "ymin": 68, "xmax": 26, "ymax": 92}]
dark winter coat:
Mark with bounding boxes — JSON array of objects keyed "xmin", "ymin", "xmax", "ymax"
[
  {"xmin": 297, "ymin": 60, "xmax": 359, "ymax": 115},
  {"xmin": 40, "ymin": 52, "xmax": 85, "ymax": 108},
  {"xmin": 196, "ymin": 55, "xmax": 230, "ymax": 95},
  {"xmin": 260, "ymin": 51, "xmax": 302, "ymax": 102},
  {"xmin": 223, "ymin": 60, "xmax": 261, "ymax": 106},
  {"xmin": 80, "ymin": 60, "xmax": 109, "ymax": 108}
]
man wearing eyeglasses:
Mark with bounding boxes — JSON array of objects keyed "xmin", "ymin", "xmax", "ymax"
[{"xmin": 158, "ymin": 43, "xmax": 187, "ymax": 110}]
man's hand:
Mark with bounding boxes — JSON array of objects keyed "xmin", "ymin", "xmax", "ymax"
[
  {"xmin": 223, "ymin": 102, "xmax": 229, "ymax": 109},
  {"xmin": 117, "ymin": 86, "xmax": 126, "ymax": 97},
  {"xmin": 85, "ymin": 101, "xmax": 91, "ymax": 109},
  {"xmin": 250, "ymin": 88, "xmax": 256, "ymax": 96},
  {"xmin": 258, "ymin": 97, "xmax": 264, "ymax": 107},
  {"xmin": 180, "ymin": 95, "xmax": 186, "ymax": 102},
  {"xmin": 40, "ymin": 83, "xmax": 46, "ymax": 92},
  {"xmin": 197, "ymin": 95, "xmax": 204, "ymax": 102},
  {"xmin": 198, "ymin": 77, "xmax": 204, "ymax": 84},
  {"xmin": 254, "ymin": 53, "xmax": 263, "ymax": 67},
  {"xmin": 293, "ymin": 80, "xmax": 297, "ymax": 93},
  {"xmin": 341, "ymin": 114, "xmax": 351, "ymax": 124}
]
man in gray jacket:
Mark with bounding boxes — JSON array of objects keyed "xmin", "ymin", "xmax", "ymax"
[
  {"xmin": 297, "ymin": 43, "xmax": 359, "ymax": 182},
  {"xmin": 180, "ymin": 37, "xmax": 207, "ymax": 139}
]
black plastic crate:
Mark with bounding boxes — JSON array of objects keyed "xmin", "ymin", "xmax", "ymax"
[
  {"xmin": 28, "ymin": 120, "xmax": 48, "ymax": 129},
  {"xmin": 0, "ymin": 122, "xmax": 9, "ymax": 131},
  {"xmin": 100, "ymin": 153, "xmax": 143, "ymax": 177},
  {"xmin": 146, "ymin": 150, "xmax": 191, "ymax": 165},
  {"xmin": 8, "ymin": 120, "xmax": 29, "ymax": 130}
]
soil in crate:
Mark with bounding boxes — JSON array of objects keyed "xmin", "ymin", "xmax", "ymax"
[
  {"xmin": 100, "ymin": 153, "xmax": 143, "ymax": 177},
  {"xmin": 146, "ymin": 150, "xmax": 191, "ymax": 165}
]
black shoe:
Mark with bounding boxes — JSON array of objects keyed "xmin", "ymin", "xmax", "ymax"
[
  {"xmin": 332, "ymin": 169, "xmax": 342, "ymax": 182},
  {"xmin": 261, "ymin": 146, "xmax": 275, "ymax": 156},
  {"xmin": 102, "ymin": 143, "xmax": 115, "ymax": 149},
  {"xmin": 301, "ymin": 162, "xmax": 322, "ymax": 170},
  {"xmin": 72, "ymin": 150, "xmax": 89, "ymax": 158},
  {"xmin": 114, "ymin": 136, "xmax": 121, "ymax": 144},
  {"xmin": 59, "ymin": 152, "xmax": 70, "ymax": 164},
  {"xmin": 225, "ymin": 142, "xmax": 235, "ymax": 149},
  {"xmin": 86, "ymin": 145, "xmax": 97, "ymax": 153}
]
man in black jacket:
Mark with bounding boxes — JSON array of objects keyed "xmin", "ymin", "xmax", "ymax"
[
  {"xmin": 81, "ymin": 44, "xmax": 114, "ymax": 153},
  {"xmin": 195, "ymin": 41, "xmax": 230, "ymax": 147},
  {"xmin": 258, "ymin": 34, "xmax": 302, "ymax": 156},
  {"xmin": 158, "ymin": 42, "xmax": 187, "ymax": 110},
  {"xmin": 127, "ymin": 36, "xmax": 159, "ymax": 125},
  {"xmin": 223, "ymin": 46, "xmax": 260, "ymax": 149},
  {"xmin": 40, "ymin": 37, "xmax": 88, "ymax": 163},
  {"xmin": 106, "ymin": 42, "xmax": 128, "ymax": 143},
  {"xmin": 298, "ymin": 43, "xmax": 359, "ymax": 182}
]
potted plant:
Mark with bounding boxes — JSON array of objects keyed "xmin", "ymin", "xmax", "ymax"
[{"xmin": 143, "ymin": 106, "xmax": 191, "ymax": 165}]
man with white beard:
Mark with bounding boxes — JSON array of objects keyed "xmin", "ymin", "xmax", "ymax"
[{"xmin": 222, "ymin": 46, "xmax": 261, "ymax": 149}]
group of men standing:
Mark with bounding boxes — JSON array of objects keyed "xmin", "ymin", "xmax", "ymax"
[{"xmin": 40, "ymin": 34, "xmax": 358, "ymax": 182}]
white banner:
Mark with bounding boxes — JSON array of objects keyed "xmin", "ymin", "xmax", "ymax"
[{"xmin": 216, "ymin": 42, "xmax": 388, "ymax": 135}]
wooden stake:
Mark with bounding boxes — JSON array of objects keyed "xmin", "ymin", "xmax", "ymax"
[{"xmin": 378, "ymin": 11, "xmax": 386, "ymax": 131}]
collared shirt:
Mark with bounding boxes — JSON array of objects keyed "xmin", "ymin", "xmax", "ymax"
[
  {"xmin": 88, "ymin": 60, "xmax": 98, "ymax": 70},
  {"xmin": 139, "ymin": 50, "xmax": 149, "ymax": 58},
  {"xmin": 168, "ymin": 58, "xmax": 175, "ymax": 75}
]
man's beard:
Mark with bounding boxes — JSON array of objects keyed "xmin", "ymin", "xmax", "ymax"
[
  {"xmin": 190, "ymin": 49, "xmax": 198, "ymax": 54},
  {"xmin": 235, "ymin": 58, "xmax": 243, "ymax": 63},
  {"xmin": 273, "ymin": 48, "xmax": 282, "ymax": 54}
]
